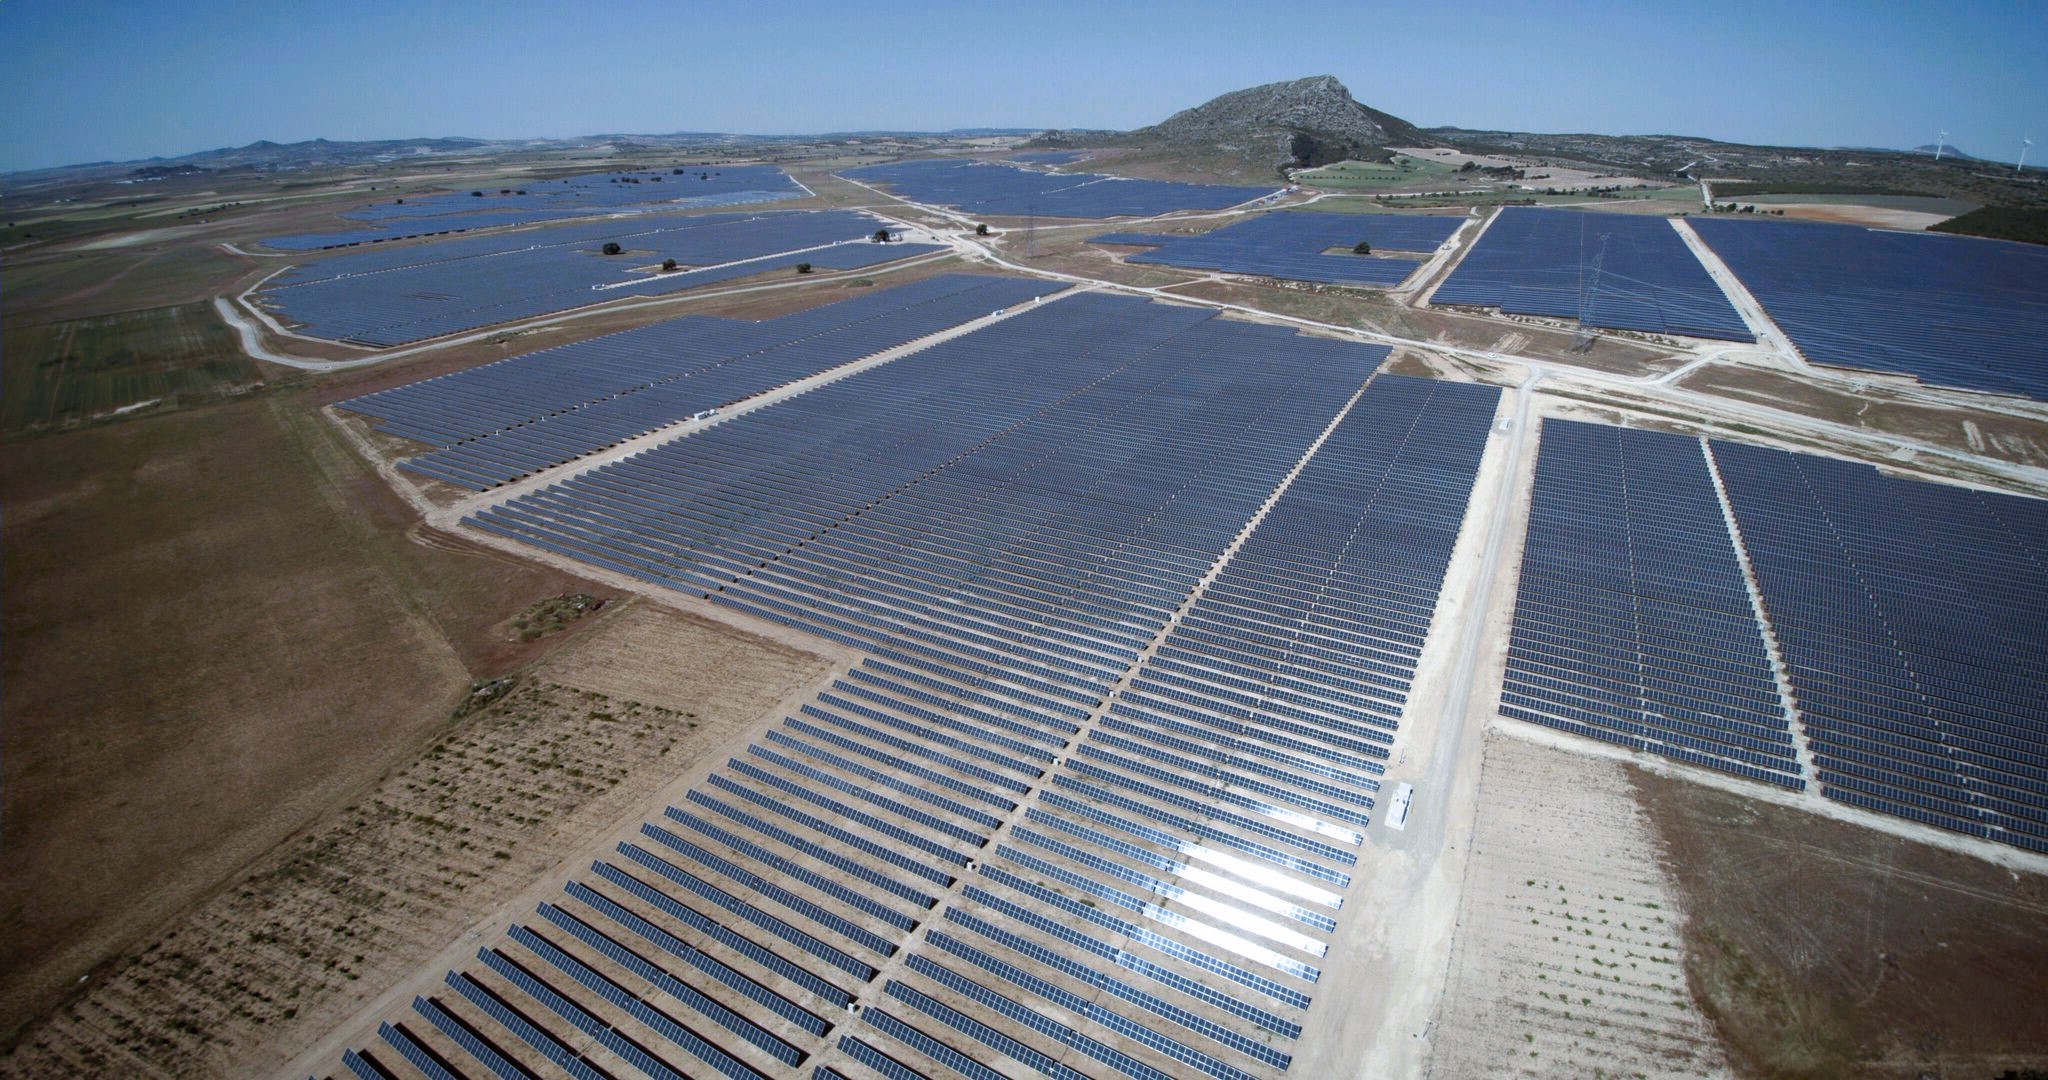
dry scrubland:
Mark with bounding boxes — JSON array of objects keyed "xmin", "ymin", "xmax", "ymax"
[
  {"xmin": 0, "ymin": 603, "xmax": 830, "ymax": 1078},
  {"xmin": 1432, "ymin": 733, "xmax": 1728, "ymax": 1079}
]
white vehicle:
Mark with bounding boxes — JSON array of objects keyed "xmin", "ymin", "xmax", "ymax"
[
  {"xmin": 691, "ymin": 408, "xmax": 721, "ymax": 422},
  {"xmin": 1386, "ymin": 782, "xmax": 1416, "ymax": 831}
]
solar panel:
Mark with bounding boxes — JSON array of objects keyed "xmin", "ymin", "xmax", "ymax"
[
  {"xmin": 1690, "ymin": 217, "xmax": 2048, "ymax": 400},
  {"xmin": 1435, "ymin": 207, "xmax": 1753, "ymax": 341},
  {"xmin": 1501, "ymin": 419, "xmax": 1803, "ymax": 786},
  {"xmin": 549, "ymin": 889, "xmax": 832, "ymax": 1036},
  {"xmin": 1104, "ymin": 212, "xmax": 1460, "ymax": 287},
  {"xmin": 1713, "ymin": 437, "xmax": 2048, "ymax": 850}
]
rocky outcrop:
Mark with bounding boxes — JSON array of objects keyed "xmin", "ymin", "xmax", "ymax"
[{"xmin": 1116, "ymin": 75, "xmax": 1434, "ymax": 172}]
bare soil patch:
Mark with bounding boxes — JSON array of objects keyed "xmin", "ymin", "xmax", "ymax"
[
  {"xmin": 1760, "ymin": 204, "xmax": 1950, "ymax": 230},
  {"xmin": 1681, "ymin": 365, "xmax": 2048, "ymax": 469},
  {"xmin": 1432, "ymin": 732, "xmax": 1729, "ymax": 1078},
  {"xmin": 1405, "ymin": 305, "xmax": 1685, "ymax": 376},
  {"xmin": 539, "ymin": 601, "xmax": 830, "ymax": 719},
  {"xmin": 1635, "ymin": 770, "xmax": 2048, "ymax": 1079}
]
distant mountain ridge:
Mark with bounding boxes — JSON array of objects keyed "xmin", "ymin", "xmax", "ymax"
[{"xmin": 8, "ymin": 128, "xmax": 1050, "ymax": 178}]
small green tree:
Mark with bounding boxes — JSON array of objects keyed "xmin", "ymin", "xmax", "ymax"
[
  {"xmin": 796, "ymin": 262, "xmax": 813, "ymax": 274},
  {"xmin": 471, "ymin": 190, "xmax": 483, "ymax": 197},
  {"xmin": 873, "ymin": 229, "xmax": 892, "ymax": 243},
  {"xmin": 976, "ymin": 224, "xmax": 991, "ymax": 236},
  {"xmin": 602, "ymin": 242, "xmax": 622, "ymax": 256},
  {"xmin": 1353, "ymin": 240, "xmax": 1371, "ymax": 255},
  {"xmin": 662, "ymin": 258, "xmax": 678, "ymax": 272}
]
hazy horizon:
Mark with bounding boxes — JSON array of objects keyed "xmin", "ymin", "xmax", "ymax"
[{"xmin": 3, "ymin": 0, "xmax": 2042, "ymax": 174}]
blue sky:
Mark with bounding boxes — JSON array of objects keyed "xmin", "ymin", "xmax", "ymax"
[{"xmin": 1, "ymin": 0, "xmax": 2041, "ymax": 172}]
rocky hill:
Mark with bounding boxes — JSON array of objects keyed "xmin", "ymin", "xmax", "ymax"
[{"xmin": 1103, "ymin": 76, "xmax": 1435, "ymax": 175}]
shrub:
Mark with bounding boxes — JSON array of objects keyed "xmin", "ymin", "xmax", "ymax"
[
  {"xmin": 661, "ymin": 258, "xmax": 678, "ymax": 272},
  {"xmin": 795, "ymin": 262, "xmax": 813, "ymax": 274},
  {"xmin": 1353, "ymin": 240, "xmax": 1372, "ymax": 255},
  {"xmin": 601, "ymin": 241, "xmax": 622, "ymax": 256}
]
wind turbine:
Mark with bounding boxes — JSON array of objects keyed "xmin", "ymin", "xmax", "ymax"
[
  {"xmin": 2021, "ymin": 138, "xmax": 2034, "ymax": 174},
  {"xmin": 1934, "ymin": 131, "xmax": 1948, "ymax": 160}
]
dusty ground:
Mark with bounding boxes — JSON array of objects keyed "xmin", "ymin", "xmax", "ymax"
[
  {"xmin": 1431, "ymin": 733, "xmax": 1729, "ymax": 1079},
  {"xmin": 0, "ymin": 391, "xmax": 606, "ymax": 1046},
  {"xmin": 1636, "ymin": 771, "xmax": 2048, "ymax": 1079},
  {"xmin": 0, "ymin": 599, "xmax": 832, "ymax": 1079},
  {"xmin": 1752, "ymin": 204, "xmax": 1950, "ymax": 230},
  {"xmin": 1680, "ymin": 363, "xmax": 2048, "ymax": 470}
]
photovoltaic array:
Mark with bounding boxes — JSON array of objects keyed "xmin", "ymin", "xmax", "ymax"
[
  {"xmin": 1434, "ymin": 207, "xmax": 1753, "ymax": 341},
  {"xmin": 843, "ymin": 159, "xmax": 1276, "ymax": 218},
  {"xmin": 258, "ymin": 211, "xmax": 936, "ymax": 346},
  {"xmin": 1502, "ymin": 420, "xmax": 1800, "ymax": 787},
  {"xmin": 263, "ymin": 166, "xmax": 802, "ymax": 251},
  {"xmin": 469, "ymin": 293, "xmax": 1376, "ymax": 625},
  {"xmin": 1097, "ymin": 212, "xmax": 1463, "ymax": 287},
  {"xmin": 1689, "ymin": 217, "xmax": 2048, "ymax": 400},
  {"xmin": 1715, "ymin": 440, "xmax": 2048, "ymax": 851},
  {"xmin": 1504, "ymin": 418, "xmax": 2048, "ymax": 852},
  {"xmin": 332, "ymin": 293, "xmax": 1509, "ymax": 1077},
  {"xmin": 337, "ymin": 274, "xmax": 1054, "ymax": 489}
]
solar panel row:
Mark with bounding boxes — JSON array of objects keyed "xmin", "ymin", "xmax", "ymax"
[
  {"xmin": 336, "ymin": 274, "xmax": 1053, "ymax": 489},
  {"xmin": 1689, "ymin": 217, "xmax": 2048, "ymax": 401},
  {"xmin": 843, "ymin": 158, "xmax": 1276, "ymax": 218},
  {"xmin": 1713, "ymin": 439, "xmax": 2048, "ymax": 851},
  {"xmin": 1501, "ymin": 418, "xmax": 2048, "ymax": 852},
  {"xmin": 1109, "ymin": 212, "xmax": 1461, "ymax": 287},
  {"xmin": 1501, "ymin": 419, "xmax": 1803, "ymax": 787},
  {"xmin": 260, "ymin": 210, "xmax": 928, "ymax": 346},
  {"xmin": 1434, "ymin": 207, "xmax": 1754, "ymax": 341}
]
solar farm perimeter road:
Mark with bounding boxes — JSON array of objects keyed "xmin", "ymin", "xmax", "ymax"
[{"xmin": 1285, "ymin": 365, "xmax": 1537, "ymax": 1080}]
